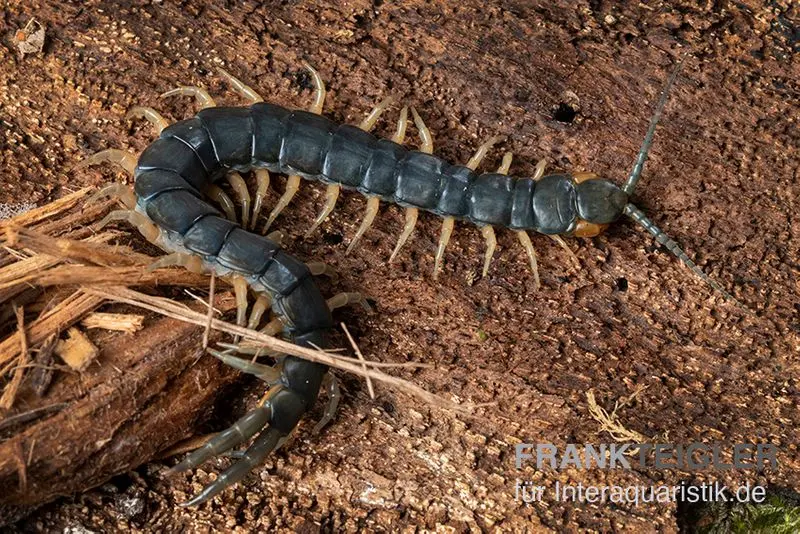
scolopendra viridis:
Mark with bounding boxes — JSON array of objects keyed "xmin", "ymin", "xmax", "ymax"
[{"xmin": 76, "ymin": 53, "xmax": 739, "ymax": 506}]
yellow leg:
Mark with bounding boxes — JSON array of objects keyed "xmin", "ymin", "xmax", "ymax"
[
  {"xmin": 433, "ymin": 217, "xmax": 455, "ymax": 280},
  {"xmin": 392, "ymin": 106, "xmax": 409, "ymax": 144},
  {"xmin": 265, "ymin": 230, "xmax": 284, "ymax": 246},
  {"xmin": 496, "ymin": 152, "xmax": 514, "ymax": 174},
  {"xmin": 250, "ymin": 169, "xmax": 270, "ymax": 231},
  {"xmin": 86, "ymin": 183, "xmax": 136, "ymax": 209},
  {"xmin": 516, "ymin": 231, "xmax": 540, "ymax": 290},
  {"xmin": 466, "ymin": 136, "xmax": 503, "ymax": 171},
  {"xmin": 206, "ymin": 184, "xmax": 237, "ymax": 222},
  {"xmin": 147, "ymin": 252, "xmax": 204, "ymax": 273},
  {"xmin": 533, "ymin": 158, "xmax": 547, "ymax": 181},
  {"xmin": 359, "ymin": 97, "xmax": 394, "ymax": 132},
  {"xmin": 161, "ymin": 86, "xmax": 216, "ymax": 109},
  {"xmin": 74, "ymin": 148, "xmax": 137, "ymax": 176},
  {"xmin": 263, "ymin": 175, "xmax": 300, "ymax": 232},
  {"xmin": 226, "ymin": 172, "xmax": 251, "ymax": 228},
  {"xmin": 260, "ymin": 317, "xmax": 285, "ymax": 336},
  {"xmin": 216, "ymin": 67, "xmax": 264, "ymax": 104},
  {"xmin": 247, "ymin": 294, "xmax": 271, "ymax": 330},
  {"xmin": 232, "ymin": 276, "xmax": 249, "ymax": 329},
  {"xmin": 327, "ymin": 292, "xmax": 371, "ymax": 312},
  {"xmin": 126, "ymin": 106, "xmax": 169, "ymax": 134},
  {"xmin": 548, "ymin": 234, "xmax": 580, "ymax": 268},
  {"xmin": 410, "ymin": 107, "xmax": 433, "ymax": 154},
  {"xmin": 302, "ymin": 62, "xmax": 326, "ymax": 114},
  {"xmin": 307, "ymin": 261, "xmax": 339, "ymax": 281},
  {"xmin": 306, "ymin": 183, "xmax": 340, "ymax": 237},
  {"xmin": 480, "ymin": 226, "xmax": 497, "ymax": 278},
  {"xmin": 347, "ymin": 196, "xmax": 381, "ymax": 254},
  {"xmin": 96, "ymin": 210, "xmax": 160, "ymax": 244},
  {"xmin": 389, "ymin": 208, "xmax": 418, "ymax": 263}
]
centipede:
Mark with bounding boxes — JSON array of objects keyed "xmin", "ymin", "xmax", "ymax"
[{"xmin": 76, "ymin": 54, "xmax": 738, "ymax": 506}]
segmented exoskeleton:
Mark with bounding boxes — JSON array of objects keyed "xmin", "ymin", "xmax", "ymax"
[{"xmin": 77, "ymin": 54, "xmax": 737, "ymax": 506}]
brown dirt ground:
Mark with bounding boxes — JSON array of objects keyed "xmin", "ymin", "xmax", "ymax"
[{"xmin": 1, "ymin": 0, "xmax": 798, "ymax": 532}]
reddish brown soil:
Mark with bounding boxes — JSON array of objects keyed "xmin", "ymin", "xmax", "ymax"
[{"xmin": 1, "ymin": 0, "xmax": 798, "ymax": 531}]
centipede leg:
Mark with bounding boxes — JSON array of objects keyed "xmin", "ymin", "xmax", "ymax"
[
  {"xmin": 312, "ymin": 372, "xmax": 340, "ymax": 434},
  {"xmin": 532, "ymin": 158, "xmax": 547, "ymax": 181},
  {"xmin": 307, "ymin": 261, "xmax": 339, "ymax": 282},
  {"xmin": 327, "ymin": 292, "xmax": 372, "ymax": 312},
  {"xmin": 96, "ymin": 210, "xmax": 160, "ymax": 244},
  {"xmin": 74, "ymin": 148, "xmax": 138, "ymax": 177},
  {"xmin": 217, "ymin": 67, "xmax": 264, "ymax": 104},
  {"xmin": 206, "ymin": 184, "xmax": 237, "ymax": 222},
  {"xmin": 388, "ymin": 208, "xmax": 418, "ymax": 263},
  {"xmin": 260, "ymin": 317, "xmax": 285, "ymax": 336},
  {"xmin": 265, "ymin": 230, "xmax": 284, "ymax": 246},
  {"xmin": 247, "ymin": 294, "xmax": 271, "ymax": 330},
  {"xmin": 126, "ymin": 106, "xmax": 169, "ymax": 135},
  {"xmin": 496, "ymin": 151, "xmax": 514, "ymax": 175},
  {"xmin": 147, "ymin": 252, "xmax": 204, "ymax": 274},
  {"xmin": 410, "ymin": 107, "xmax": 433, "ymax": 154},
  {"xmin": 226, "ymin": 172, "xmax": 251, "ymax": 228},
  {"xmin": 433, "ymin": 217, "xmax": 455, "ymax": 280},
  {"xmin": 388, "ymin": 108, "xmax": 430, "ymax": 263},
  {"xmin": 480, "ymin": 226, "xmax": 497, "ymax": 278},
  {"xmin": 250, "ymin": 169, "xmax": 270, "ymax": 230},
  {"xmin": 207, "ymin": 350, "xmax": 282, "ymax": 383},
  {"xmin": 346, "ymin": 196, "xmax": 380, "ymax": 254},
  {"xmin": 516, "ymin": 231, "xmax": 541, "ymax": 290},
  {"xmin": 232, "ymin": 276, "xmax": 249, "ymax": 330},
  {"xmin": 392, "ymin": 106, "xmax": 409, "ymax": 144},
  {"xmin": 165, "ymin": 402, "xmax": 272, "ymax": 476},
  {"xmin": 305, "ymin": 184, "xmax": 340, "ymax": 237},
  {"xmin": 85, "ymin": 183, "xmax": 136, "ymax": 210},
  {"xmin": 263, "ymin": 175, "xmax": 300, "ymax": 232},
  {"xmin": 302, "ymin": 62, "xmax": 326, "ymax": 115},
  {"xmin": 161, "ymin": 85, "xmax": 217, "ymax": 109},
  {"xmin": 548, "ymin": 234, "xmax": 580, "ymax": 269},
  {"xmin": 466, "ymin": 136, "xmax": 503, "ymax": 171}
]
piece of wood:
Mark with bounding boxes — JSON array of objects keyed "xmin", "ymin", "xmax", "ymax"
[{"xmin": 53, "ymin": 327, "xmax": 98, "ymax": 372}]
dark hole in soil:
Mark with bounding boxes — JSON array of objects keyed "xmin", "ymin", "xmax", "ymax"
[
  {"xmin": 553, "ymin": 102, "xmax": 577, "ymax": 123},
  {"xmin": 615, "ymin": 277, "xmax": 629, "ymax": 292}
]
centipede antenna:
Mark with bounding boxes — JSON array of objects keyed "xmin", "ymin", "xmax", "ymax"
[
  {"xmin": 622, "ymin": 55, "xmax": 687, "ymax": 196},
  {"xmin": 624, "ymin": 204, "xmax": 741, "ymax": 306}
]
